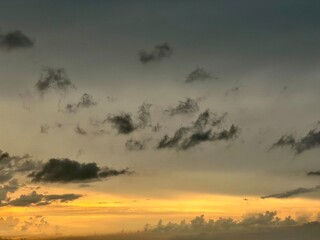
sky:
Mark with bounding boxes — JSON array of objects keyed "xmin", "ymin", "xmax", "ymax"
[{"xmin": 1, "ymin": 0, "xmax": 320, "ymax": 237}]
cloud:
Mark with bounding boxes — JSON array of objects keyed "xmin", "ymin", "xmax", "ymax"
[
  {"xmin": 65, "ymin": 93, "xmax": 97, "ymax": 113},
  {"xmin": 261, "ymin": 186, "xmax": 320, "ymax": 199},
  {"xmin": 137, "ymin": 103, "xmax": 152, "ymax": 128},
  {"xmin": 158, "ymin": 110, "xmax": 238, "ymax": 150},
  {"xmin": 271, "ymin": 129, "xmax": 320, "ymax": 154},
  {"xmin": 28, "ymin": 158, "xmax": 132, "ymax": 183},
  {"xmin": 35, "ymin": 67, "xmax": 75, "ymax": 94},
  {"xmin": 125, "ymin": 139, "xmax": 146, "ymax": 151},
  {"xmin": 185, "ymin": 67, "xmax": 217, "ymax": 83},
  {"xmin": 0, "ymin": 30, "xmax": 34, "ymax": 51},
  {"xmin": 0, "ymin": 216, "xmax": 19, "ymax": 233},
  {"xmin": 165, "ymin": 98, "xmax": 200, "ymax": 116},
  {"xmin": 0, "ymin": 150, "xmax": 41, "ymax": 183},
  {"xmin": 0, "ymin": 191, "xmax": 82, "ymax": 207},
  {"xmin": 75, "ymin": 125, "xmax": 87, "ymax": 135},
  {"xmin": 40, "ymin": 124, "xmax": 50, "ymax": 134},
  {"xmin": 307, "ymin": 170, "xmax": 320, "ymax": 176},
  {"xmin": 106, "ymin": 113, "xmax": 136, "ymax": 134},
  {"xmin": 139, "ymin": 43, "xmax": 173, "ymax": 63},
  {"xmin": 0, "ymin": 179, "xmax": 20, "ymax": 202}
]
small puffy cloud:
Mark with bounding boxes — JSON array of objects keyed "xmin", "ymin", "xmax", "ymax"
[
  {"xmin": 28, "ymin": 158, "xmax": 132, "ymax": 183},
  {"xmin": 165, "ymin": 98, "xmax": 200, "ymax": 116},
  {"xmin": 261, "ymin": 185, "xmax": 320, "ymax": 199},
  {"xmin": 0, "ymin": 30, "xmax": 34, "ymax": 51},
  {"xmin": 139, "ymin": 43, "xmax": 173, "ymax": 63},
  {"xmin": 185, "ymin": 67, "xmax": 217, "ymax": 83},
  {"xmin": 35, "ymin": 67, "xmax": 75, "ymax": 94},
  {"xmin": 106, "ymin": 113, "xmax": 136, "ymax": 134},
  {"xmin": 65, "ymin": 93, "xmax": 97, "ymax": 113},
  {"xmin": 75, "ymin": 125, "xmax": 87, "ymax": 135}
]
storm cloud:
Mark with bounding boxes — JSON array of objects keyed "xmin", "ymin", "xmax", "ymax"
[
  {"xmin": 139, "ymin": 43, "xmax": 173, "ymax": 63},
  {"xmin": 0, "ymin": 30, "xmax": 34, "ymax": 50},
  {"xmin": 28, "ymin": 158, "xmax": 132, "ymax": 183},
  {"xmin": 106, "ymin": 113, "xmax": 136, "ymax": 134}
]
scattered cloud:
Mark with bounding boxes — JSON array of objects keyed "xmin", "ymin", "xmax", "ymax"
[
  {"xmin": 307, "ymin": 170, "xmax": 320, "ymax": 176},
  {"xmin": 185, "ymin": 67, "xmax": 217, "ymax": 83},
  {"xmin": 106, "ymin": 113, "xmax": 136, "ymax": 134},
  {"xmin": 0, "ymin": 30, "xmax": 34, "ymax": 51},
  {"xmin": 158, "ymin": 110, "xmax": 238, "ymax": 150},
  {"xmin": 75, "ymin": 125, "xmax": 87, "ymax": 135},
  {"xmin": 165, "ymin": 98, "xmax": 199, "ymax": 116},
  {"xmin": 137, "ymin": 103, "xmax": 152, "ymax": 128},
  {"xmin": 271, "ymin": 129, "xmax": 320, "ymax": 154},
  {"xmin": 0, "ymin": 190, "xmax": 82, "ymax": 207},
  {"xmin": 65, "ymin": 93, "xmax": 97, "ymax": 113},
  {"xmin": 35, "ymin": 67, "xmax": 75, "ymax": 94},
  {"xmin": 28, "ymin": 158, "xmax": 132, "ymax": 183},
  {"xmin": 139, "ymin": 43, "xmax": 173, "ymax": 63},
  {"xmin": 40, "ymin": 124, "xmax": 50, "ymax": 134},
  {"xmin": 125, "ymin": 139, "xmax": 146, "ymax": 151},
  {"xmin": 261, "ymin": 186, "xmax": 320, "ymax": 199}
]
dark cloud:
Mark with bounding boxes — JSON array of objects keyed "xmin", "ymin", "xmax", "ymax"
[
  {"xmin": 165, "ymin": 98, "xmax": 200, "ymax": 116},
  {"xmin": 271, "ymin": 129, "xmax": 320, "ymax": 154},
  {"xmin": 307, "ymin": 170, "xmax": 320, "ymax": 176},
  {"xmin": 0, "ymin": 30, "xmax": 34, "ymax": 51},
  {"xmin": 0, "ymin": 191, "xmax": 82, "ymax": 207},
  {"xmin": 261, "ymin": 186, "xmax": 320, "ymax": 199},
  {"xmin": 139, "ymin": 43, "xmax": 173, "ymax": 63},
  {"xmin": 106, "ymin": 113, "xmax": 136, "ymax": 134},
  {"xmin": 65, "ymin": 93, "xmax": 97, "ymax": 113},
  {"xmin": 125, "ymin": 139, "xmax": 146, "ymax": 151},
  {"xmin": 75, "ymin": 125, "xmax": 87, "ymax": 135},
  {"xmin": 35, "ymin": 67, "xmax": 75, "ymax": 94},
  {"xmin": 158, "ymin": 110, "xmax": 238, "ymax": 150},
  {"xmin": 0, "ymin": 179, "xmax": 20, "ymax": 202},
  {"xmin": 185, "ymin": 67, "xmax": 217, "ymax": 83},
  {"xmin": 28, "ymin": 158, "xmax": 132, "ymax": 183}
]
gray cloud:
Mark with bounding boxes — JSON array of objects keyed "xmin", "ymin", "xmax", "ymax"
[
  {"xmin": 28, "ymin": 158, "xmax": 132, "ymax": 183},
  {"xmin": 0, "ymin": 30, "xmax": 34, "ymax": 51},
  {"xmin": 106, "ymin": 113, "xmax": 136, "ymax": 134},
  {"xmin": 165, "ymin": 98, "xmax": 200, "ymax": 116},
  {"xmin": 307, "ymin": 170, "xmax": 320, "ymax": 176},
  {"xmin": 0, "ymin": 150, "xmax": 41, "ymax": 183},
  {"xmin": 158, "ymin": 110, "xmax": 238, "ymax": 150},
  {"xmin": 271, "ymin": 129, "xmax": 320, "ymax": 154},
  {"xmin": 0, "ymin": 179, "xmax": 20, "ymax": 202},
  {"xmin": 35, "ymin": 67, "xmax": 75, "ymax": 94},
  {"xmin": 261, "ymin": 186, "xmax": 320, "ymax": 199},
  {"xmin": 125, "ymin": 139, "xmax": 146, "ymax": 151},
  {"xmin": 65, "ymin": 93, "xmax": 97, "ymax": 113},
  {"xmin": 75, "ymin": 125, "xmax": 87, "ymax": 135},
  {"xmin": 185, "ymin": 67, "xmax": 217, "ymax": 83},
  {"xmin": 137, "ymin": 103, "xmax": 152, "ymax": 128},
  {"xmin": 0, "ymin": 190, "xmax": 82, "ymax": 207},
  {"xmin": 139, "ymin": 43, "xmax": 173, "ymax": 63}
]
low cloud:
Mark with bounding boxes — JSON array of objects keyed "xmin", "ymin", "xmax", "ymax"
[
  {"xmin": 261, "ymin": 186, "xmax": 320, "ymax": 199},
  {"xmin": 0, "ymin": 30, "xmax": 34, "ymax": 51},
  {"xmin": 185, "ymin": 67, "xmax": 217, "ymax": 83},
  {"xmin": 0, "ymin": 190, "xmax": 82, "ymax": 207},
  {"xmin": 139, "ymin": 43, "xmax": 173, "ymax": 63},
  {"xmin": 28, "ymin": 158, "xmax": 132, "ymax": 183},
  {"xmin": 165, "ymin": 98, "xmax": 200, "ymax": 116},
  {"xmin": 271, "ymin": 129, "xmax": 320, "ymax": 154},
  {"xmin": 35, "ymin": 67, "xmax": 75, "ymax": 94}
]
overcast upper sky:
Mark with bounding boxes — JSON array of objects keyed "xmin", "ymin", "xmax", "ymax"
[{"xmin": 1, "ymin": 0, "xmax": 320, "ymax": 237}]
